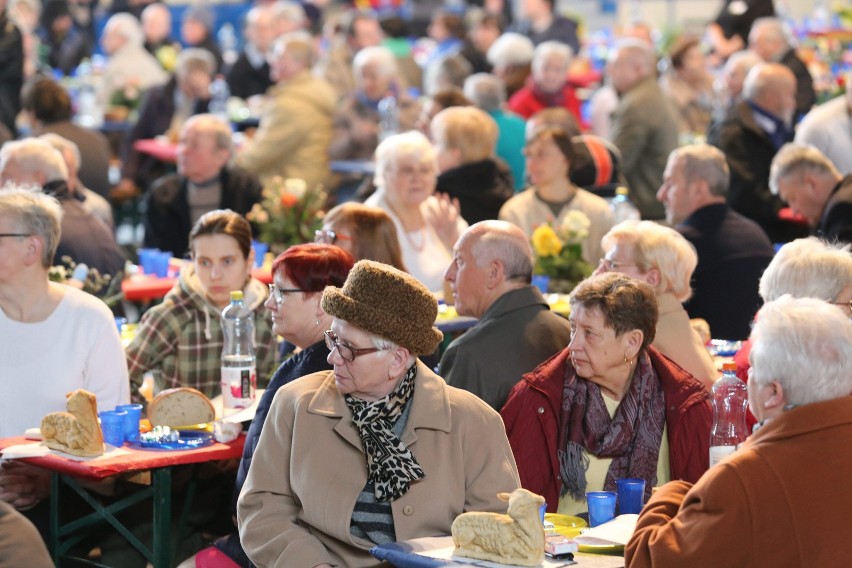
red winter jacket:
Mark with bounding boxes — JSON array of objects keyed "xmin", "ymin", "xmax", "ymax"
[
  {"xmin": 501, "ymin": 346, "xmax": 712, "ymax": 512},
  {"xmin": 507, "ymin": 80, "xmax": 583, "ymax": 124}
]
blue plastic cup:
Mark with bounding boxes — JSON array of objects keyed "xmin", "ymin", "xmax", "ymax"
[
  {"xmin": 99, "ymin": 410, "xmax": 127, "ymax": 447},
  {"xmin": 251, "ymin": 240, "xmax": 268, "ymax": 268},
  {"xmin": 152, "ymin": 251, "xmax": 171, "ymax": 277},
  {"xmin": 538, "ymin": 503, "xmax": 547, "ymax": 523},
  {"xmin": 616, "ymin": 478, "xmax": 646, "ymax": 515},
  {"xmin": 116, "ymin": 403, "xmax": 143, "ymax": 442},
  {"xmin": 137, "ymin": 248, "xmax": 160, "ymax": 276},
  {"xmin": 586, "ymin": 491, "xmax": 617, "ymax": 527},
  {"xmin": 114, "ymin": 316, "xmax": 127, "ymax": 334}
]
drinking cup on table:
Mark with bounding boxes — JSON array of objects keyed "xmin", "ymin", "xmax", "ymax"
[
  {"xmin": 137, "ymin": 248, "xmax": 160, "ymax": 276},
  {"xmin": 616, "ymin": 478, "xmax": 646, "ymax": 515},
  {"xmin": 152, "ymin": 251, "xmax": 171, "ymax": 278},
  {"xmin": 586, "ymin": 491, "xmax": 617, "ymax": 527},
  {"xmin": 116, "ymin": 403, "xmax": 143, "ymax": 441},
  {"xmin": 99, "ymin": 410, "xmax": 127, "ymax": 447}
]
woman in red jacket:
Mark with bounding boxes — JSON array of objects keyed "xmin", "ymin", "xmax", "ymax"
[{"xmin": 501, "ymin": 272, "xmax": 711, "ymax": 514}]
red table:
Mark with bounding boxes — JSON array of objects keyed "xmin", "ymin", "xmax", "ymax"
[
  {"xmin": 123, "ymin": 267, "xmax": 273, "ymax": 302},
  {"xmin": 0, "ymin": 435, "xmax": 245, "ymax": 567}
]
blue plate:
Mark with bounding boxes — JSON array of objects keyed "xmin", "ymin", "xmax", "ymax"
[{"xmin": 126, "ymin": 430, "xmax": 214, "ymax": 451}]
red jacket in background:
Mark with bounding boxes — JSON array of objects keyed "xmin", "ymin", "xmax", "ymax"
[
  {"xmin": 501, "ymin": 346, "xmax": 712, "ymax": 511},
  {"xmin": 507, "ymin": 79, "xmax": 583, "ymax": 126}
]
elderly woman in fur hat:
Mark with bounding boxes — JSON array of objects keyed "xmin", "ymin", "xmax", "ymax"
[{"xmin": 237, "ymin": 260, "xmax": 520, "ymax": 568}]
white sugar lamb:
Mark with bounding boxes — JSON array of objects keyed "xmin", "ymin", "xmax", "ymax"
[{"xmin": 451, "ymin": 488, "xmax": 545, "ymax": 566}]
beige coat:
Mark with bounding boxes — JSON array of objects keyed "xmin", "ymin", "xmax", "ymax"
[
  {"xmin": 238, "ymin": 360, "xmax": 521, "ymax": 568},
  {"xmin": 652, "ymin": 293, "xmax": 718, "ymax": 389},
  {"xmin": 236, "ymin": 70, "xmax": 337, "ymax": 190}
]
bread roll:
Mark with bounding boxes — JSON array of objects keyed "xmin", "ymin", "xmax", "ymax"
[
  {"xmin": 41, "ymin": 389, "xmax": 104, "ymax": 457},
  {"xmin": 148, "ymin": 388, "xmax": 215, "ymax": 427}
]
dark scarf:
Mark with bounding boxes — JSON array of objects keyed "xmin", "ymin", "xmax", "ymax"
[
  {"xmin": 557, "ymin": 351, "xmax": 665, "ymax": 501},
  {"xmin": 345, "ymin": 363, "xmax": 424, "ymax": 502}
]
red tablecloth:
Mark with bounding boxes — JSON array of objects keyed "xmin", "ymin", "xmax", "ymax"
[
  {"xmin": 123, "ymin": 267, "xmax": 273, "ymax": 302},
  {"xmin": 0, "ymin": 434, "xmax": 245, "ymax": 482}
]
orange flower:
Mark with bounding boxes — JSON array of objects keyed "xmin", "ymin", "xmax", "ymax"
[{"xmin": 280, "ymin": 193, "xmax": 298, "ymax": 208}]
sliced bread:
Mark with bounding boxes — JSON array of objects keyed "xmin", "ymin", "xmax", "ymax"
[{"xmin": 148, "ymin": 387, "xmax": 215, "ymax": 427}]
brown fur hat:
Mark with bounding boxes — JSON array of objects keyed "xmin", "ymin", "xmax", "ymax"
[{"xmin": 321, "ymin": 260, "xmax": 443, "ymax": 355}]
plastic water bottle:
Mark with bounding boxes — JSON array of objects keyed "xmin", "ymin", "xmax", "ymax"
[
  {"xmin": 217, "ymin": 22, "xmax": 239, "ymax": 68},
  {"xmin": 209, "ymin": 74, "xmax": 230, "ymax": 120},
  {"xmin": 378, "ymin": 95, "xmax": 399, "ymax": 142},
  {"xmin": 708, "ymin": 362, "xmax": 749, "ymax": 466},
  {"xmin": 609, "ymin": 186, "xmax": 641, "ymax": 224},
  {"xmin": 221, "ymin": 290, "xmax": 256, "ymax": 410}
]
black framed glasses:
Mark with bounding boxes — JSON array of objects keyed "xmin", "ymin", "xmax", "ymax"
[
  {"xmin": 314, "ymin": 229, "xmax": 353, "ymax": 245},
  {"xmin": 324, "ymin": 329, "xmax": 386, "ymax": 362},
  {"xmin": 0, "ymin": 233, "xmax": 31, "ymax": 238},
  {"xmin": 268, "ymin": 283, "xmax": 304, "ymax": 305}
]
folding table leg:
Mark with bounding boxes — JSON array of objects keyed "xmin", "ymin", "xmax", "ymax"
[{"xmin": 152, "ymin": 467, "xmax": 172, "ymax": 568}]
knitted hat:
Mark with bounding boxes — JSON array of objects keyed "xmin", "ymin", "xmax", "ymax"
[{"xmin": 321, "ymin": 260, "xmax": 443, "ymax": 356}]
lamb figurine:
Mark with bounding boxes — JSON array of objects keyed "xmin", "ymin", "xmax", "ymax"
[{"xmin": 451, "ymin": 488, "xmax": 546, "ymax": 566}]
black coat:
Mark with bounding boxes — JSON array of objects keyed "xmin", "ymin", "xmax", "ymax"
[
  {"xmin": 0, "ymin": 14, "xmax": 23, "ymax": 136},
  {"xmin": 436, "ymin": 159, "xmax": 514, "ymax": 225},
  {"xmin": 143, "ymin": 166, "xmax": 263, "ymax": 258},
  {"xmin": 226, "ymin": 51, "xmax": 273, "ymax": 100}
]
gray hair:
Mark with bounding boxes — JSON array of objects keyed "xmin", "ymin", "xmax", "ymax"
[
  {"xmin": 176, "ymin": 47, "xmax": 217, "ymax": 77},
  {"xmin": 463, "ymin": 73, "xmax": 507, "ymax": 111},
  {"xmin": 374, "ymin": 130, "xmax": 436, "ymax": 190},
  {"xmin": 769, "ymin": 143, "xmax": 840, "ymax": 195},
  {"xmin": 272, "ymin": 31, "xmax": 316, "ymax": 68},
  {"xmin": 353, "ymin": 46, "xmax": 399, "ymax": 79},
  {"xmin": 533, "ymin": 40, "xmax": 573, "ymax": 69},
  {"xmin": 750, "ymin": 295, "xmax": 852, "ymax": 406},
  {"xmin": 601, "ymin": 220, "xmax": 698, "ymax": 302},
  {"xmin": 749, "ymin": 17, "xmax": 792, "ymax": 53},
  {"xmin": 487, "ymin": 32, "xmax": 534, "ymax": 68},
  {"xmin": 105, "ymin": 13, "xmax": 144, "ymax": 47},
  {"xmin": 0, "ymin": 185, "xmax": 63, "ymax": 267},
  {"xmin": 272, "ymin": 0, "xmax": 307, "ymax": 26},
  {"xmin": 181, "ymin": 113, "xmax": 234, "ymax": 155},
  {"xmin": 0, "ymin": 138, "xmax": 69, "ymax": 183},
  {"xmin": 723, "ymin": 49, "xmax": 763, "ymax": 79},
  {"xmin": 759, "ymin": 237, "xmax": 852, "ymax": 302},
  {"xmin": 670, "ymin": 144, "xmax": 729, "ymax": 196},
  {"xmin": 611, "ymin": 38, "xmax": 656, "ymax": 77},
  {"xmin": 467, "ymin": 220, "xmax": 534, "ymax": 283},
  {"xmin": 38, "ymin": 133, "xmax": 81, "ymax": 175}
]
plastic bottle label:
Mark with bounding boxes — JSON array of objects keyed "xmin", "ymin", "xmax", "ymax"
[
  {"xmin": 221, "ymin": 367, "xmax": 256, "ymax": 409},
  {"xmin": 709, "ymin": 444, "xmax": 737, "ymax": 466}
]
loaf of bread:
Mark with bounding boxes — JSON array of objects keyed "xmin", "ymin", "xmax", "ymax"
[
  {"xmin": 41, "ymin": 389, "xmax": 104, "ymax": 457},
  {"xmin": 147, "ymin": 388, "xmax": 215, "ymax": 427}
]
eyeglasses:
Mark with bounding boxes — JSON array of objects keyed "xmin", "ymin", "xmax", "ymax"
[
  {"xmin": 598, "ymin": 258, "xmax": 637, "ymax": 271},
  {"xmin": 0, "ymin": 233, "xmax": 31, "ymax": 238},
  {"xmin": 268, "ymin": 283, "xmax": 304, "ymax": 305},
  {"xmin": 314, "ymin": 229, "xmax": 352, "ymax": 245},
  {"xmin": 324, "ymin": 329, "xmax": 386, "ymax": 362}
]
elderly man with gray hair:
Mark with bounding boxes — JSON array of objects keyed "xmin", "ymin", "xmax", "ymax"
[
  {"xmin": 627, "ymin": 295, "xmax": 852, "ymax": 568},
  {"xmin": 748, "ymin": 17, "xmax": 815, "ymax": 117},
  {"xmin": 769, "ymin": 143, "xmax": 852, "ymax": 243},
  {"xmin": 464, "ymin": 72, "xmax": 527, "ymax": 191},
  {"xmin": 657, "ymin": 143, "xmax": 774, "ymax": 340},
  {"xmin": 441, "ymin": 220, "xmax": 571, "ymax": 410},
  {"xmin": 145, "ymin": 113, "xmax": 262, "ymax": 258},
  {"xmin": 0, "ymin": 138, "xmax": 125, "ymax": 277}
]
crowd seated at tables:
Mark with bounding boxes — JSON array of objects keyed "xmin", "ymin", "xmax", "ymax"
[{"xmin": 1, "ymin": 0, "xmax": 851, "ymax": 565}]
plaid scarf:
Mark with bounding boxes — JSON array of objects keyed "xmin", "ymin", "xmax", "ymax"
[
  {"xmin": 557, "ymin": 351, "xmax": 665, "ymax": 501},
  {"xmin": 345, "ymin": 364, "xmax": 424, "ymax": 502}
]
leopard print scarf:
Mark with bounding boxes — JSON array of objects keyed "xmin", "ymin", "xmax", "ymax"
[{"xmin": 344, "ymin": 364, "xmax": 424, "ymax": 502}]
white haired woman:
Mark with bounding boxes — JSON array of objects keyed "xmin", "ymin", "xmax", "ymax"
[
  {"xmin": 627, "ymin": 295, "xmax": 852, "ymax": 567},
  {"xmin": 365, "ymin": 130, "xmax": 467, "ymax": 291},
  {"xmin": 732, "ymin": 237, "xmax": 852, "ymax": 426},
  {"xmin": 486, "ymin": 32, "xmax": 534, "ymax": 98},
  {"xmin": 595, "ymin": 220, "xmax": 718, "ymax": 390},
  {"xmin": 238, "ymin": 260, "xmax": 520, "ymax": 567},
  {"xmin": 507, "ymin": 41, "xmax": 582, "ymax": 123},
  {"xmin": 329, "ymin": 46, "xmax": 420, "ymax": 163}
]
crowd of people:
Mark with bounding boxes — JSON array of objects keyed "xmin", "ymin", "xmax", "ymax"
[{"xmin": 0, "ymin": 0, "xmax": 851, "ymax": 566}]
